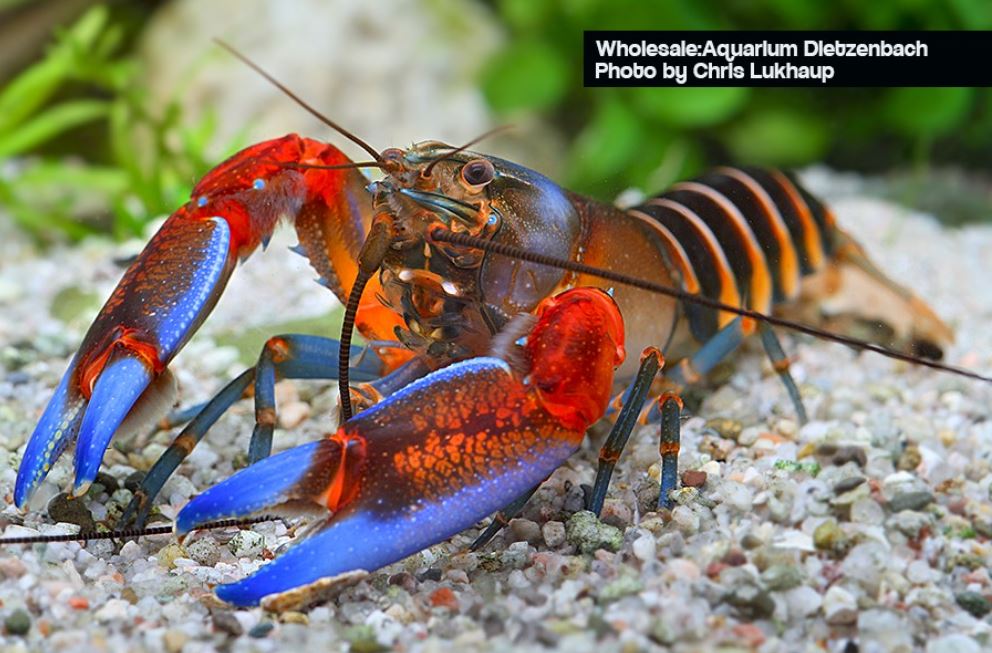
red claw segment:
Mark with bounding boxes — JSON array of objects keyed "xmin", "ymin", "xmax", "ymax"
[
  {"xmin": 526, "ymin": 288, "xmax": 626, "ymax": 431},
  {"xmin": 175, "ymin": 288, "xmax": 626, "ymax": 606}
]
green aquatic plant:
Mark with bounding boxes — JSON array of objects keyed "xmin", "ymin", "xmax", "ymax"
[
  {"xmin": 480, "ymin": 0, "xmax": 992, "ymax": 205},
  {"xmin": 0, "ymin": 6, "xmax": 236, "ymax": 242}
]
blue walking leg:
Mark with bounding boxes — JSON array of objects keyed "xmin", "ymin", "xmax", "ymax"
[
  {"xmin": 588, "ymin": 348, "xmax": 665, "ymax": 516},
  {"xmin": 470, "ymin": 483, "xmax": 543, "ymax": 551},
  {"xmin": 658, "ymin": 393, "xmax": 683, "ymax": 510},
  {"xmin": 643, "ymin": 317, "xmax": 745, "ymax": 423},
  {"xmin": 119, "ymin": 368, "xmax": 256, "ymax": 527},
  {"xmin": 759, "ymin": 323, "xmax": 808, "ymax": 424},
  {"xmin": 122, "ymin": 336, "xmax": 392, "ymax": 527},
  {"xmin": 247, "ymin": 335, "xmax": 386, "ymax": 463}
]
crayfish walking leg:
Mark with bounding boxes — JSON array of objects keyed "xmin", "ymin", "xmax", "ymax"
[{"xmin": 119, "ymin": 336, "xmax": 388, "ymax": 527}]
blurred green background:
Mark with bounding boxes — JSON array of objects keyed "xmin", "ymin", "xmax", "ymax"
[{"xmin": 0, "ymin": 0, "xmax": 990, "ymax": 244}]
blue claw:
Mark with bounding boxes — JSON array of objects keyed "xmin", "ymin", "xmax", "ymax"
[
  {"xmin": 71, "ymin": 354, "xmax": 152, "ymax": 495},
  {"xmin": 175, "ymin": 439, "xmax": 342, "ymax": 535},
  {"xmin": 14, "ymin": 364, "xmax": 86, "ymax": 508},
  {"xmin": 213, "ymin": 510, "xmax": 416, "ymax": 606}
]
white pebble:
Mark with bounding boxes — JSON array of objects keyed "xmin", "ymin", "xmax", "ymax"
[
  {"xmin": 119, "ymin": 540, "xmax": 145, "ymax": 562},
  {"xmin": 720, "ymin": 481, "xmax": 754, "ymax": 512},
  {"xmin": 94, "ymin": 598, "xmax": 131, "ymax": 622},
  {"xmin": 632, "ymin": 534, "xmax": 656, "ymax": 562},
  {"xmin": 772, "ymin": 529, "xmax": 815, "ymax": 552},
  {"xmin": 671, "ymin": 506, "xmax": 700, "ymax": 534},
  {"xmin": 228, "ymin": 530, "xmax": 265, "ymax": 558},
  {"xmin": 927, "ymin": 634, "xmax": 981, "ymax": 653},
  {"xmin": 906, "ymin": 559, "xmax": 935, "ymax": 584},
  {"xmin": 785, "ymin": 585, "xmax": 822, "ymax": 618},
  {"xmin": 850, "ymin": 497, "xmax": 885, "ymax": 525},
  {"xmin": 823, "ymin": 585, "xmax": 858, "ymax": 625}
]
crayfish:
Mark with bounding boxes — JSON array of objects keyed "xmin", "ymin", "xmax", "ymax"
[{"xmin": 9, "ymin": 45, "xmax": 988, "ymax": 607}]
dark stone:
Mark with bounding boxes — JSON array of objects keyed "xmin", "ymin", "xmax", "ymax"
[
  {"xmin": 94, "ymin": 472, "xmax": 120, "ymax": 494},
  {"xmin": 248, "ymin": 621, "xmax": 274, "ymax": 638},
  {"xmin": 124, "ymin": 471, "xmax": 146, "ymax": 493},
  {"xmin": 4, "ymin": 609, "xmax": 30, "ymax": 636},
  {"xmin": 211, "ymin": 611, "xmax": 243, "ymax": 637},
  {"xmin": 46, "ymin": 493, "xmax": 96, "ymax": 531},
  {"xmin": 956, "ymin": 591, "xmax": 991, "ymax": 618},
  {"xmin": 888, "ymin": 491, "xmax": 935, "ymax": 513},
  {"xmin": 830, "ymin": 446, "xmax": 867, "ymax": 467},
  {"xmin": 724, "ymin": 584, "xmax": 775, "ymax": 619},
  {"xmin": 833, "ymin": 476, "xmax": 866, "ymax": 494},
  {"xmin": 416, "ymin": 567, "xmax": 442, "ymax": 582}
]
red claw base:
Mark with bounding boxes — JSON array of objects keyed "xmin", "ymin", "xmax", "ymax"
[{"xmin": 175, "ymin": 288, "xmax": 626, "ymax": 606}]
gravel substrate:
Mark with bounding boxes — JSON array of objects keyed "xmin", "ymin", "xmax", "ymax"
[{"xmin": 1, "ymin": 170, "xmax": 991, "ymax": 652}]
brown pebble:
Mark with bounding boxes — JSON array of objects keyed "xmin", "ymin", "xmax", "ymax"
[
  {"xmin": 0, "ymin": 558, "xmax": 27, "ymax": 579},
  {"xmin": 508, "ymin": 518, "xmax": 542, "ymax": 544},
  {"xmin": 898, "ymin": 444, "xmax": 922, "ymax": 471},
  {"xmin": 721, "ymin": 549, "xmax": 747, "ymax": 567},
  {"xmin": 706, "ymin": 561, "xmax": 727, "ymax": 578},
  {"xmin": 705, "ymin": 418, "xmax": 743, "ymax": 441},
  {"xmin": 260, "ymin": 570, "xmax": 368, "ymax": 613},
  {"xmin": 740, "ymin": 533, "xmax": 763, "ymax": 549},
  {"xmin": 600, "ymin": 501, "xmax": 632, "ymax": 529},
  {"xmin": 163, "ymin": 629, "xmax": 187, "ymax": 653},
  {"xmin": 279, "ymin": 611, "xmax": 309, "ymax": 625},
  {"xmin": 698, "ymin": 436, "xmax": 733, "ymax": 462},
  {"xmin": 682, "ymin": 470, "xmax": 707, "ymax": 488},
  {"xmin": 429, "ymin": 587, "xmax": 459, "ymax": 611},
  {"xmin": 732, "ymin": 623, "xmax": 766, "ymax": 648},
  {"xmin": 212, "ymin": 611, "xmax": 244, "ymax": 637},
  {"xmin": 388, "ymin": 571, "xmax": 417, "ymax": 592}
]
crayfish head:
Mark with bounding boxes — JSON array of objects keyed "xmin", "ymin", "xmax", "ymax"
[{"xmin": 523, "ymin": 288, "xmax": 627, "ymax": 432}]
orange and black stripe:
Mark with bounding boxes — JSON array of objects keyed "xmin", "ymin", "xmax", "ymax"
[{"xmin": 628, "ymin": 167, "xmax": 837, "ymax": 342}]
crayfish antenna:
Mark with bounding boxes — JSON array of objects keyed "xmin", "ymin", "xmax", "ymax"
[
  {"xmin": 429, "ymin": 229, "xmax": 992, "ymax": 385},
  {"xmin": 213, "ymin": 39, "xmax": 383, "ymax": 163}
]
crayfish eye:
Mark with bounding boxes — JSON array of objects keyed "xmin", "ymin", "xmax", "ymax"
[{"xmin": 460, "ymin": 159, "xmax": 495, "ymax": 189}]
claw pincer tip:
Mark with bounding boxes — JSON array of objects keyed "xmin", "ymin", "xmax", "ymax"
[{"xmin": 72, "ymin": 356, "xmax": 153, "ymax": 492}]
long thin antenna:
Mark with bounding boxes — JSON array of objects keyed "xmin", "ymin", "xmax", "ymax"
[
  {"xmin": 214, "ymin": 39, "xmax": 383, "ymax": 163},
  {"xmin": 430, "ymin": 229, "xmax": 992, "ymax": 385},
  {"xmin": 338, "ymin": 221, "xmax": 393, "ymax": 421},
  {"xmin": 277, "ymin": 161, "xmax": 386, "ymax": 172},
  {"xmin": 0, "ymin": 515, "xmax": 276, "ymax": 545}
]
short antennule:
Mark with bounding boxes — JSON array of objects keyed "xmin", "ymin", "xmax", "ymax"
[
  {"xmin": 214, "ymin": 39, "xmax": 383, "ymax": 163},
  {"xmin": 422, "ymin": 125, "xmax": 513, "ymax": 178},
  {"xmin": 428, "ymin": 228, "xmax": 992, "ymax": 385}
]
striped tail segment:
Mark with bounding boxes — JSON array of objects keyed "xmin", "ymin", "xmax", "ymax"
[{"xmin": 629, "ymin": 167, "xmax": 840, "ymax": 343}]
